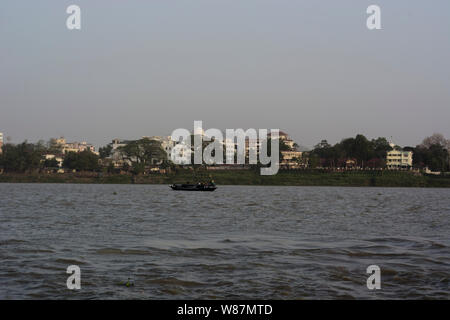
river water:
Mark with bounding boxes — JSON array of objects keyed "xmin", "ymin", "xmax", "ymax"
[{"xmin": 0, "ymin": 183, "xmax": 449, "ymax": 299}]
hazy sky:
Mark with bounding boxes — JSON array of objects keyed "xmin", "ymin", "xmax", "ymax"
[{"xmin": 1, "ymin": 0, "xmax": 449, "ymax": 149}]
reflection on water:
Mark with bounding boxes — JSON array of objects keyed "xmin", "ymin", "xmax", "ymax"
[{"xmin": 0, "ymin": 183, "xmax": 449, "ymax": 299}]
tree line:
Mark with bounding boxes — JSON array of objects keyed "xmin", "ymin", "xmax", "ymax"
[
  {"xmin": 0, "ymin": 140, "xmax": 100, "ymax": 173},
  {"xmin": 1, "ymin": 134, "xmax": 449, "ymax": 173},
  {"xmin": 308, "ymin": 133, "xmax": 449, "ymax": 171}
]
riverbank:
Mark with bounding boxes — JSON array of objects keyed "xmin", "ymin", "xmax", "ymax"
[{"xmin": 1, "ymin": 170, "xmax": 450, "ymax": 187}]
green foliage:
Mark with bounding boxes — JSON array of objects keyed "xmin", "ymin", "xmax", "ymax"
[
  {"xmin": 118, "ymin": 138, "xmax": 166, "ymax": 169},
  {"xmin": 0, "ymin": 141, "xmax": 43, "ymax": 172},
  {"xmin": 99, "ymin": 144, "xmax": 113, "ymax": 159},
  {"xmin": 310, "ymin": 133, "xmax": 450, "ymax": 171},
  {"xmin": 107, "ymin": 162, "xmax": 116, "ymax": 173},
  {"xmin": 131, "ymin": 162, "xmax": 145, "ymax": 175},
  {"xmin": 311, "ymin": 135, "xmax": 392, "ymax": 167},
  {"xmin": 43, "ymin": 158, "xmax": 59, "ymax": 168},
  {"xmin": 413, "ymin": 144, "xmax": 449, "ymax": 172},
  {"xmin": 63, "ymin": 150, "xmax": 100, "ymax": 171},
  {"xmin": 308, "ymin": 153, "xmax": 320, "ymax": 168},
  {"xmin": 372, "ymin": 137, "xmax": 392, "ymax": 159}
]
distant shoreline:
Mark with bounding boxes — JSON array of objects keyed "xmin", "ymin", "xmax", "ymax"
[{"xmin": 1, "ymin": 170, "xmax": 450, "ymax": 188}]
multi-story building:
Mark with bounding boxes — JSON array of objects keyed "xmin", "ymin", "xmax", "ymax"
[
  {"xmin": 281, "ymin": 150, "xmax": 303, "ymax": 163},
  {"xmin": 53, "ymin": 137, "xmax": 97, "ymax": 155},
  {"xmin": 63, "ymin": 141, "xmax": 96, "ymax": 154},
  {"xmin": 107, "ymin": 131, "xmax": 304, "ymax": 168},
  {"xmin": 111, "ymin": 138, "xmax": 131, "ymax": 151},
  {"xmin": 268, "ymin": 131, "xmax": 295, "ymax": 148},
  {"xmin": 269, "ymin": 131, "xmax": 303, "ymax": 167},
  {"xmin": 110, "ymin": 138, "xmax": 134, "ymax": 167},
  {"xmin": 386, "ymin": 149, "xmax": 413, "ymax": 170}
]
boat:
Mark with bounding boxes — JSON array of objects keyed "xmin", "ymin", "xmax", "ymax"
[{"xmin": 170, "ymin": 183, "xmax": 217, "ymax": 191}]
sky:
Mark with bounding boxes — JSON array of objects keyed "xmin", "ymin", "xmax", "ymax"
[{"xmin": 1, "ymin": 0, "xmax": 449, "ymax": 149}]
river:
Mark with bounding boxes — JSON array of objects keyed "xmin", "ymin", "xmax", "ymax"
[{"xmin": 0, "ymin": 183, "xmax": 449, "ymax": 299}]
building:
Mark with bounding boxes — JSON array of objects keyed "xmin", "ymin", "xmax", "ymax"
[
  {"xmin": 345, "ymin": 158, "xmax": 357, "ymax": 169},
  {"xmin": 0, "ymin": 132, "xmax": 3, "ymax": 154},
  {"xmin": 63, "ymin": 141, "xmax": 96, "ymax": 154},
  {"xmin": 111, "ymin": 138, "xmax": 133, "ymax": 151},
  {"xmin": 281, "ymin": 150, "xmax": 303, "ymax": 163},
  {"xmin": 53, "ymin": 137, "xmax": 97, "ymax": 155},
  {"xmin": 386, "ymin": 150, "xmax": 413, "ymax": 170},
  {"xmin": 109, "ymin": 138, "xmax": 134, "ymax": 167},
  {"xmin": 269, "ymin": 131, "xmax": 303, "ymax": 167},
  {"xmin": 269, "ymin": 131, "xmax": 295, "ymax": 149}
]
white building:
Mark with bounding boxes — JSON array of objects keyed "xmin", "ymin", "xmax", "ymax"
[
  {"xmin": 386, "ymin": 150, "xmax": 413, "ymax": 169},
  {"xmin": 0, "ymin": 132, "xmax": 3, "ymax": 154}
]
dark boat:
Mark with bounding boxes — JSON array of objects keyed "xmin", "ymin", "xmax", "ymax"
[{"xmin": 170, "ymin": 183, "xmax": 217, "ymax": 191}]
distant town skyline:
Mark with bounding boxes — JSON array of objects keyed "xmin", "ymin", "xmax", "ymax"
[
  {"xmin": 1, "ymin": 1, "xmax": 450, "ymax": 149},
  {"xmin": 0, "ymin": 128, "xmax": 446, "ymax": 153}
]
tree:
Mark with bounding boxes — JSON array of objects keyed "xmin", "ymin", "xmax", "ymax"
[
  {"xmin": 420, "ymin": 133, "xmax": 449, "ymax": 150},
  {"xmin": 0, "ymin": 141, "xmax": 43, "ymax": 172},
  {"xmin": 63, "ymin": 150, "xmax": 99, "ymax": 171},
  {"xmin": 43, "ymin": 158, "xmax": 59, "ymax": 168},
  {"xmin": 308, "ymin": 153, "xmax": 320, "ymax": 168},
  {"xmin": 99, "ymin": 144, "xmax": 113, "ymax": 159},
  {"xmin": 107, "ymin": 162, "xmax": 116, "ymax": 173},
  {"xmin": 351, "ymin": 134, "xmax": 373, "ymax": 165},
  {"xmin": 427, "ymin": 144, "xmax": 449, "ymax": 171},
  {"xmin": 310, "ymin": 135, "xmax": 391, "ymax": 168},
  {"xmin": 413, "ymin": 143, "xmax": 449, "ymax": 172},
  {"xmin": 419, "ymin": 134, "xmax": 450, "ymax": 170},
  {"xmin": 312, "ymin": 139, "xmax": 335, "ymax": 166},
  {"xmin": 35, "ymin": 140, "xmax": 47, "ymax": 153},
  {"xmin": 371, "ymin": 137, "xmax": 392, "ymax": 159},
  {"xmin": 131, "ymin": 162, "xmax": 145, "ymax": 175},
  {"xmin": 118, "ymin": 138, "xmax": 166, "ymax": 170},
  {"xmin": 314, "ymin": 140, "xmax": 332, "ymax": 150}
]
